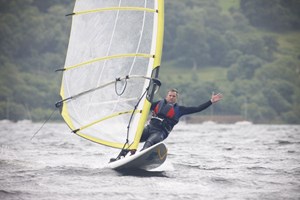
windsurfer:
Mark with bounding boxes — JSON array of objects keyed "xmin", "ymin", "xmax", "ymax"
[{"xmin": 140, "ymin": 88, "xmax": 223, "ymax": 150}]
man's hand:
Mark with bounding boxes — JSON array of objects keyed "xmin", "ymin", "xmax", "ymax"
[{"xmin": 211, "ymin": 92, "xmax": 223, "ymax": 103}]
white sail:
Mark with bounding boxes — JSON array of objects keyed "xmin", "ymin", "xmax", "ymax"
[{"xmin": 57, "ymin": 0, "xmax": 164, "ymax": 150}]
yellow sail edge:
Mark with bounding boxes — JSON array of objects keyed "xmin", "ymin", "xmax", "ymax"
[
  {"xmin": 60, "ymin": 96, "xmax": 143, "ymax": 149},
  {"xmin": 73, "ymin": 7, "xmax": 156, "ymax": 16},
  {"xmin": 75, "ymin": 132, "xmax": 130, "ymax": 149},
  {"xmin": 130, "ymin": 0, "xmax": 164, "ymax": 150},
  {"xmin": 64, "ymin": 53, "xmax": 153, "ymax": 71},
  {"xmin": 60, "ymin": 1, "xmax": 165, "ymax": 151},
  {"xmin": 60, "ymin": 82, "xmax": 76, "ymax": 131}
]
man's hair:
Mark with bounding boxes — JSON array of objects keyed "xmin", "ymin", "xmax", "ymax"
[{"xmin": 168, "ymin": 88, "xmax": 179, "ymax": 96}]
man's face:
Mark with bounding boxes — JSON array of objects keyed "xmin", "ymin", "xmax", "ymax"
[{"xmin": 165, "ymin": 91, "xmax": 177, "ymax": 104}]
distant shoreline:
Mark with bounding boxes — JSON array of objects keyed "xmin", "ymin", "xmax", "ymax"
[{"xmin": 185, "ymin": 115, "xmax": 251, "ymax": 124}]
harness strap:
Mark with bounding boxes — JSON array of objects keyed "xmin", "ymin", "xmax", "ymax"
[{"xmin": 153, "ymin": 100, "xmax": 175, "ymax": 119}]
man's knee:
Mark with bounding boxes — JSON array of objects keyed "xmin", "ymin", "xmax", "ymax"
[
  {"xmin": 140, "ymin": 126, "xmax": 150, "ymax": 142},
  {"xmin": 148, "ymin": 132, "xmax": 164, "ymax": 143}
]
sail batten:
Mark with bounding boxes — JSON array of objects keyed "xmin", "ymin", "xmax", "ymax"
[
  {"xmin": 59, "ymin": 0, "xmax": 164, "ymax": 150},
  {"xmin": 70, "ymin": 7, "xmax": 157, "ymax": 16},
  {"xmin": 63, "ymin": 53, "xmax": 154, "ymax": 71}
]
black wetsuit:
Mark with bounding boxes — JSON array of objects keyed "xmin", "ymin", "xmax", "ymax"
[{"xmin": 140, "ymin": 99, "xmax": 212, "ymax": 150}]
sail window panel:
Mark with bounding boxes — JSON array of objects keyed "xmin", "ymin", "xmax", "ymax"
[
  {"xmin": 118, "ymin": 0, "xmax": 155, "ymax": 9},
  {"xmin": 65, "ymin": 13, "xmax": 117, "ymax": 67},
  {"xmin": 74, "ymin": 0, "xmax": 120, "ymax": 11},
  {"xmin": 65, "ymin": 12, "xmax": 154, "ymax": 69},
  {"xmin": 62, "ymin": 75, "xmax": 146, "ymax": 126},
  {"xmin": 127, "ymin": 56, "xmax": 152, "ymax": 75},
  {"xmin": 108, "ymin": 11, "xmax": 154, "ymax": 56},
  {"xmin": 64, "ymin": 85, "xmax": 135, "ymax": 125},
  {"xmin": 101, "ymin": 57, "xmax": 149, "ymax": 80},
  {"xmin": 62, "ymin": 56, "xmax": 150, "ymax": 99},
  {"xmin": 62, "ymin": 62, "xmax": 102, "ymax": 99},
  {"xmin": 81, "ymin": 112, "xmax": 142, "ymax": 144},
  {"xmin": 65, "ymin": 82, "xmax": 144, "ymax": 120},
  {"xmin": 74, "ymin": 0, "xmax": 156, "ymax": 12}
]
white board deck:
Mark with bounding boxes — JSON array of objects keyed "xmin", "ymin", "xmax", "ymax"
[{"xmin": 107, "ymin": 142, "xmax": 168, "ymax": 171}]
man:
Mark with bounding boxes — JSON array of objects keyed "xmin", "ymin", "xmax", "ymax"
[
  {"xmin": 140, "ymin": 88, "xmax": 223, "ymax": 150},
  {"xmin": 112, "ymin": 89, "xmax": 222, "ymax": 161}
]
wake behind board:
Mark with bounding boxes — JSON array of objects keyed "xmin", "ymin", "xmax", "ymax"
[{"xmin": 108, "ymin": 142, "xmax": 167, "ymax": 171}]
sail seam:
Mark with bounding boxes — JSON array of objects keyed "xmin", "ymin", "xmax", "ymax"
[{"xmin": 128, "ymin": 2, "xmax": 148, "ymax": 76}]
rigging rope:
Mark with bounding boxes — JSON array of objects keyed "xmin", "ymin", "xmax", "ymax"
[
  {"xmin": 115, "ymin": 86, "xmax": 149, "ymax": 160},
  {"xmin": 115, "ymin": 75, "xmax": 129, "ymax": 96},
  {"xmin": 30, "ymin": 108, "xmax": 57, "ymax": 141}
]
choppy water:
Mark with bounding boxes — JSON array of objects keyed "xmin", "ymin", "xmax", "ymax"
[{"xmin": 0, "ymin": 121, "xmax": 299, "ymax": 200}]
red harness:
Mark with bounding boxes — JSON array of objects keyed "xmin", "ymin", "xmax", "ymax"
[{"xmin": 153, "ymin": 100, "xmax": 175, "ymax": 119}]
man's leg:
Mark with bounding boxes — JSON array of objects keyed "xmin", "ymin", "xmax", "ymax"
[
  {"xmin": 141, "ymin": 131, "xmax": 165, "ymax": 151},
  {"xmin": 140, "ymin": 125, "xmax": 151, "ymax": 142}
]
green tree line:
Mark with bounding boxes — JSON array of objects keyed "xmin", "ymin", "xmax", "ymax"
[
  {"xmin": 0, "ymin": 0, "xmax": 299, "ymax": 123},
  {"xmin": 160, "ymin": 0, "xmax": 300, "ymax": 124}
]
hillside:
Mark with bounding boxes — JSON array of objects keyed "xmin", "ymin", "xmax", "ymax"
[
  {"xmin": 0, "ymin": 0, "xmax": 299, "ymax": 124},
  {"xmin": 158, "ymin": 0, "xmax": 300, "ymax": 124}
]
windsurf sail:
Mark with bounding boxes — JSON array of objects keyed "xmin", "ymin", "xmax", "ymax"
[{"xmin": 56, "ymin": 0, "xmax": 164, "ymax": 151}]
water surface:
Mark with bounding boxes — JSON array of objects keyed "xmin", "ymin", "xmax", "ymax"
[{"xmin": 0, "ymin": 121, "xmax": 299, "ymax": 199}]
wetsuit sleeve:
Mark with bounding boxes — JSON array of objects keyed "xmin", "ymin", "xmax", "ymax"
[{"xmin": 179, "ymin": 100, "xmax": 212, "ymax": 117}]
